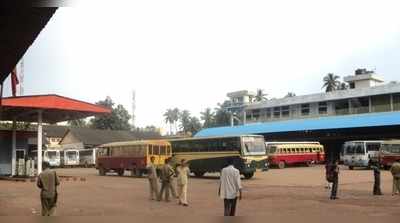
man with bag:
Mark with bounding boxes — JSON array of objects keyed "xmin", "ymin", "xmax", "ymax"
[{"xmin": 37, "ymin": 161, "xmax": 60, "ymax": 216}]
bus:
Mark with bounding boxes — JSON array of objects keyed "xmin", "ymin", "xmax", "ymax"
[
  {"xmin": 342, "ymin": 141, "xmax": 383, "ymax": 170},
  {"xmin": 265, "ymin": 142, "xmax": 325, "ymax": 169},
  {"xmin": 380, "ymin": 140, "xmax": 400, "ymax": 170},
  {"xmin": 169, "ymin": 135, "xmax": 269, "ymax": 179},
  {"xmin": 43, "ymin": 150, "xmax": 61, "ymax": 167},
  {"xmin": 96, "ymin": 140, "xmax": 172, "ymax": 176},
  {"xmin": 63, "ymin": 149, "xmax": 80, "ymax": 167},
  {"xmin": 78, "ymin": 149, "xmax": 97, "ymax": 167}
]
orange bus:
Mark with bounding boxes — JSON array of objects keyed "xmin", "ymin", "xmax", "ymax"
[
  {"xmin": 266, "ymin": 142, "xmax": 325, "ymax": 169},
  {"xmin": 380, "ymin": 140, "xmax": 400, "ymax": 170},
  {"xmin": 96, "ymin": 140, "xmax": 172, "ymax": 176}
]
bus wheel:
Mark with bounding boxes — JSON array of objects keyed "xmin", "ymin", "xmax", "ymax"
[
  {"xmin": 278, "ymin": 161, "xmax": 285, "ymax": 169},
  {"xmin": 244, "ymin": 172, "xmax": 254, "ymax": 179},
  {"xmin": 348, "ymin": 166, "xmax": 354, "ymax": 170},
  {"xmin": 117, "ymin": 169, "xmax": 125, "ymax": 176},
  {"xmin": 194, "ymin": 171, "xmax": 205, "ymax": 177},
  {"xmin": 99, "ymin": 167, "xmax": 106, "ymax": 176}
]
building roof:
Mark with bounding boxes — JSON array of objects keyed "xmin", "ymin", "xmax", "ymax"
[
  {"xmin": 195, "ymin": 111, "xmax": 400, "ymax": 137},
  {"xmin": 0, "ymin": 8, "xmax": 57, "ymax": 82},
  {"xmin": 246, "ymin": 82, "xmax": 400, "ymax": 110},
  {"xmin": 0, "ymin": 94, "xmax": 111, "ymax": 123},
  {"xmin": 60, "ymin": 128, "xmax": 161, "ymax": 147},
  {"xmin": 43, "ymin": 125, "xmax": 68, "ymax": 138}
]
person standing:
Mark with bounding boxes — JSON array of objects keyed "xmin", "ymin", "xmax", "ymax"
[
  {"xmin": 325, "ymin": 162, "xmax": 332, "ymax": 189},
  {"xmin": 158, "ymin": 158, "xmax": 176, "ymax": 202},
  {"xmin": 390, "ymin": 160, "xmax": 400, "ymax": 196},
  {"xmin": 147, "ymin": 156, "xmax": 159, "ymax": 200},
  {"xmin": 218, "ymin": 158, "xmax": 242, "ymax": 216},
  {"xmin": 176, "ymin": 159, "xmax": 190, "ymax": 206},
  {"xmin": 371, "ymin": 160, "xmax": 383, "ymax": 195},
  {"xmin": 330, "ymin": 160, "xmax": 340, "ymax": 200},
  {"xmin": 36, "ymin": 161, "xmax": 60, "ymax": 216}
]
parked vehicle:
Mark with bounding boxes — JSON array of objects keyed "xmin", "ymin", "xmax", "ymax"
[
  {"xmin": 63, "ymin": 149, "xmax": 80, "ymax": 167},
  {"xmin": 169, "ymin": 135, "xmax": 269, "ymax": 179},
  {"xmin": 342, "ymin": 141, "xmax": 382, "ymax": 170},
  {"xmin": 266, "ymin": 142, "xmax": 325, "ymax": 169},
  {"xmin": 96, "ymin": 140, "xmax": 172, "ymax": 176},
  {"xmin": 78, "ymin": 149, "xmax": 96, "ymax": 167},
  {"xmin": 43, "ymin": 150, "xmax": 61, "ymax": 167},
  {"xmin": 380, "ymin": 140, "xmax": 400, "ymax": 170}
]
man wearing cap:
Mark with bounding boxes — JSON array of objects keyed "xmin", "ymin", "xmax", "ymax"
[
  {"xmin": 37, "ymin": 161, "xmax": 60, "ymax": 216},
  {"xmin": 176, "ymin": 159, "xmax": 191, "ymax": 206}
]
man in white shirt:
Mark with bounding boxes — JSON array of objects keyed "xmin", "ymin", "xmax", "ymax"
[{"xmin": 218, "ymin": 158, "xmax": 242, "ymax": 216}]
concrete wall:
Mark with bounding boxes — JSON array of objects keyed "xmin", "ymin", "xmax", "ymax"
[{"xmin": 0, "ymin": 132, "xmax": 30, "ymax": 175}]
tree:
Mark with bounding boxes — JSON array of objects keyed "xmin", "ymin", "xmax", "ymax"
[
  {"xmin": 187, "ymin": 117, "xmax": 202, "ymax": 135},
  {"xmin": 322, "ymin": 73, "xmax": 341, "ymax": 92},
  {"xmin": 285, "ymin": 92, "xmax": 296, "ymax": 98},
  {"xmin": 172, "ymin": 108, "xmax": 180, "ymax": 133},
  {"xmin": 200, "ymin": 108, "xmax": 215, "ymax": 128},
  {"xmin": 254, "ymin": 89, "xmax": 268, "ymax": 102},
  {"xmin": 337, "ymin": 82, "xmax": 348, "ymax": 90},
  {"xmin": 89, "ymin": 97, "xmax": 131, "ymax": 130},
  {"xmin": 214, "ymin": 101, "xmax": 231, "ymax": 127},
  {"xmin": 179, "ymin": 110, "xmax": 191, "ymax": 133},
  {"xmin": 67, "ymin": 119, "xmax": 87, "ymax": 128},
  {"xmin": 163, "ymin": 109, "xmax": 174, "ymax": 135}
]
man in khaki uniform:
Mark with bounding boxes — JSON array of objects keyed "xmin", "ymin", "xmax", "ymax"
[
  {"xmin": 390, "ymin": 160, "xmax": 400, "ymax": 196},
  {"xmin": 37, "ymin": 162, "xmax": 60, "ymax": 216},
  {"xmin": 147, "ymin": 156, "xmax": 159, "ymax": 200},
  {"xmin": 158, "ymin": 158, "xmax": 176, "ymax": 202},
  {"xmin": 176, "ymin": 159, "xmax": 190, "ymax": 206}
]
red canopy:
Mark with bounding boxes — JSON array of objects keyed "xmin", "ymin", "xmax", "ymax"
[{"xmin": 0, "ymin": 94, "xmax": 111, "ymax": 123}]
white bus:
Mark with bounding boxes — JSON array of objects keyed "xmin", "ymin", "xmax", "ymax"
[
  {"xmin": 78, "ymin": 149, "xmax": 97, "ymax": 167},
  {"xmin": 63, "ymin": 149, "xmax": 80, "ymax": 167},
  {"xmin": 44, "ymin": 150, "xmax": 61, "ymax": 167},
  {"xmin": 342, "ymin": 141, "xmax": 383, "ymax": 170}
]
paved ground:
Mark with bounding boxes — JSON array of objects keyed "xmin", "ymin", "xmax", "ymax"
[{"xmin": 0, "ymin": 165, "xmax": 399, "ymax": 218}]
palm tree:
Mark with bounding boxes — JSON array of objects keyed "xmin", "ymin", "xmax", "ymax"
[
  {"xmin": 322, "ymin": 73, "xmax": 341, "ymax": 92},
  {"xmin": 179, "ymin": 110, "xmax": 191, "ymax": 133},
  {"xmin": 254, "ymin": 89, "xmax": 268, "ymax": 102},
  {"xmin": 200, "ymin": 108, "xmax": 215, "ymax": 128},
  {"xmin": 172, "ymin": 108, "xmax": 180, "ymax": 133},
  {"xmin": 163, "ymin": 109, "xmax": 174, "ymax": 135}
]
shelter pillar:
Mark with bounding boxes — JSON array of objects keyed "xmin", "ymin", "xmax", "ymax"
[
  {"xmin": 37, "ymin": 110, "xmax": 43, "ymax": 174},
  {"xmin": 11, "ymin": 118, "xmax": 16, "ymax": 176}
]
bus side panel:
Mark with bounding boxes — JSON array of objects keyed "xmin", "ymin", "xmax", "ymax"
[
  {"xmin": 188, "ymin": 156, "xmax": 251, "ymax": 174},
  {"xmin": 97, "ymin": 157, "xmax": 147, "ymax": 171}
]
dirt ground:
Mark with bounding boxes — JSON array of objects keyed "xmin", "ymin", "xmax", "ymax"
[{"xmin": 0, "ymin": 165, "xmax": 399, "ymax": 218}]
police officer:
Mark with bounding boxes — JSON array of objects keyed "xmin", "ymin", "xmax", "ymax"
[
  {"xmin": 158, "ymin": 158, "xmax": 176, "ymax": 202},
  {"xmin": 371, "ymin": 160, "xmax": 383, "ymax": 195},
  {"xmin": 37, "ymin": 161, "xmax": 60, "ymax": 216},
  {"xmin": 147, "ymin": 156, "xmax": 159, "ymax": 200},
  {"xmin": 390, "ymin": 160, "xmax": 400, "ymax": 196}
]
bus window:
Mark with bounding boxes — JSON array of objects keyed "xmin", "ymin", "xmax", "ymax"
[
  {"xmin": 166, "ymin": 146, "xmax": 171, "ymax": 155},
  {"xmin": 366, "ymin": 143, "xmax": 381, "ymax": 152},
  {"xmin": 355, "ymin": 145, "xmax": 364, "ymax": 154},
  {"xmin": 153, "ymin": 145, "xmax": 160, "ymax": 155},
  {"xmin": 160, "ymin": 146, "xmax": 166, "ymax": 155}
]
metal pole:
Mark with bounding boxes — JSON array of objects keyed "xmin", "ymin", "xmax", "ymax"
[
  {"xmin": 37, "ymin": 110, "xmax": 43, "ymax": 174},
  {"xmin": 11, "ymin": 118, "xmax": 16, "ymax": 176}
]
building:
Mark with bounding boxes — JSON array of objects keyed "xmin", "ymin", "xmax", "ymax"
[
  {"xmin": 228, "ymin": 70, "xmax": 398, "ymax": 124},
  {"xmin": 59, "ymin": 128, "xmax": 161, "ymax": 149},
  {"xmin": 196, "ymin": 69, "xmax": 400, "ymax": 161}
]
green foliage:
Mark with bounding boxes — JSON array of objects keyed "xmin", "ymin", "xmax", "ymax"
[
  {"xmin": 200, "ymin": 108, "xmax": 215, "ymax": 128},
  {"xmin": 213, "ymin": 101, "xmax": 231, "ymax": 127},
  {"xmin": 322, "ymin": 73, "xmax": 341, "ymax": 92},
  {"xmin": 67, "ymin": 119, "xmax": 87, "ymax": 128},
  {"xmin": 0, "ymin": 121, "xmax": 31, "ymax": 130},
  {"xmin": 89, "ymin": 96, "xmax": 132, "ymax": 131},
  {"xmin": 254, "ymin": 89, "xmax": 268, "ymax": 102}
]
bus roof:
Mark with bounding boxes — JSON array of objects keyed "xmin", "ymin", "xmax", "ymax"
[
  {"xmin": 269, "ymin": 144, "xmax": 324, "ymax": 149},
  {"xmin": 382, "ymin": 140, "xmax": 400, "ymax": 144},
  {"xmin": 266, "ymin": 141, "xmax": 320, "ymax": 145},
  {"xmin": 99, "ymin": 139, "xmax": 170, "ymax": 148},
  {"xmin": 168, "ymin": 135, "xmax": 264, "ymax": 142},
  {"xmin": 344, "ymin": 140, "xmax": 383, "ymax": 144}
]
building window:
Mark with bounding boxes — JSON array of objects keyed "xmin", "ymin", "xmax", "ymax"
[
  {"xmin": 335, "ymin": 100, "xmax": 349, "ymax": 115},
  {"xmin": 301, "ymin": 104, "xmax": 310, "ymax": 116},
  {"xmin": 393, "ymin": 94, "xmax": 400, "ymax": 111},
  {"xmin": 281, "ymin": 106, "xmax": 290, "ymax": 118},
  {"xmin": 350, "ymin": 97, "xmax": 369, "ymax": 114},
  {"xmin": 273, "ymin": 107, "xmax": 281, "ymax": 119},
  {"xmin": 318, "ymin": 102, "xmax": 328, "ymax": 114},
  {"xmin": 371, "ymin": 95, "xmax": 391, "ymax": 112},
  {"xmin": 252, "ymin": 109, "xmax": 260, "ymax": 120},
  {"xmin": 266, "ymin": 108, "xmax": 272, "ymax": 119}
]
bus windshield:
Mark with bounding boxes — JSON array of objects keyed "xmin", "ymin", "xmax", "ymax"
[
  {"xmin": 345, "ymin": 143, "xmax": 365, "ymax": 155},
  {"xmin": 47, "ymin": 151, "xmax": 58, "ymax": 159},
  {"xmin": 242, "ymin": 137, "xmax": 266, "ymax": 155}
]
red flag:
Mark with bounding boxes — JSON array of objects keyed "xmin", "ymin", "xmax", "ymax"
[{"xmin": 11, "ymin": 68, "xmax": 19, "ymax": 97}]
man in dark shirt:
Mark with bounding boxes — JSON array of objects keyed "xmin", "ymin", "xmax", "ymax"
[{"xmin": 371, "ymin": 160, "xmax": 383, "ymax": 195}]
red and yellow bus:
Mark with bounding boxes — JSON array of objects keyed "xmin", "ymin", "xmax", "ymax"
[
  {"xmin": 380, "ymin": 140, "xmax": 400, "ymax": 170},
  {"xmin": 266, "ymin": 142, "xmax": 325, "ymax": 169},
  {"xmin": 96, "ymin": 140, "xmax": 172, "ymax": 176}
]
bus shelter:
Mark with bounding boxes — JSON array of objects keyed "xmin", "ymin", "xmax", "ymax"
[{"xmin": 0, "ymin": 94, "xmax": 111, "ymax": 176}]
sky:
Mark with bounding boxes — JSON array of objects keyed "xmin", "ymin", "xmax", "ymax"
[{"xmin": 3, "ymin": 0, "xmax": 400, "ymax": 132}]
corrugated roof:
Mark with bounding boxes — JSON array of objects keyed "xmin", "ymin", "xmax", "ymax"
[{"xmin": 195, "ymin": 111, "xmax": 400, "ymax": 137}]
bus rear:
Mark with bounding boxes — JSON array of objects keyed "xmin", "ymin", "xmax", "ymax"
[
  {"xmin": 380, "ymin": 140, "xmax": 400, "ymax": 169},
  {"xmin": 342, "ymin": 141, "xmax": 382, "ymax": 169}
]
